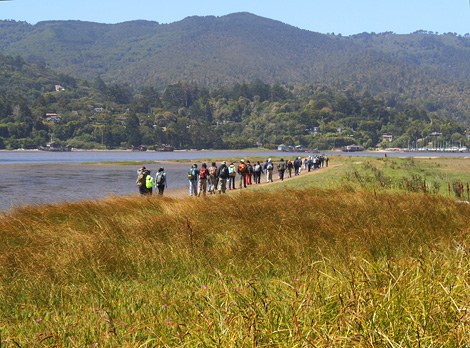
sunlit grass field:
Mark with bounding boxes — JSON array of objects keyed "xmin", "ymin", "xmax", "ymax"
[{"xmin": 2, "ymin": 156, "xmax": 470, "ymax": 346}]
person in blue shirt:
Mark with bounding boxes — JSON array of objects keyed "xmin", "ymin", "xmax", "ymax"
[{"xmin": 188, "ymin": 164, "xmax": 200, "ymax": 196}]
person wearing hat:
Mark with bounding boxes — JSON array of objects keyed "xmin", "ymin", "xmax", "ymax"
[
  {"xmin": 216, "ymin": 160, "xmax": 229, "ymax": 194},
  {"xmin": 237, "ymin": 159, "xmax": 247, "ymax": 189},
  {"xmin": 155, "ymin": 167, "xmax": 167, "ymax": 195}
]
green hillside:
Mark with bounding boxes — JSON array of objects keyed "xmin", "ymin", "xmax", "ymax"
[
  {"xmin": 0, "ymin": 54, "xmax": 468, "ymax": 152},
  {"xmin": 3, "ymin": 13, "xmax": 470, "ymax": 150},
  {"xmin": 2, "ymin": 13, "xmax": 470, "ymax": 123}
]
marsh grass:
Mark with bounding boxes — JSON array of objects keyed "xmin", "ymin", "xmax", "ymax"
[
  {"xmin": 336, "ymin": 157, "xmax": 470, "ymax": 198},
  {"xmin": 2, "ymin": 173, "xmax": 470, "ymax": 347}
]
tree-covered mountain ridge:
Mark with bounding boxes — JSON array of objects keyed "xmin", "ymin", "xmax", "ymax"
[
  {"xmin": 2, "ymin": 13, "xmax": 470, "ymax": 87},
  {"xmin": 2, "ymin": 12, "xmax": 470, "ymax": 122}
]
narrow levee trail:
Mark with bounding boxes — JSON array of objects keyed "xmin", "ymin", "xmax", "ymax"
[{"xmin": 165, "ymin": 162, "xmax": 341, "ymax": 198}]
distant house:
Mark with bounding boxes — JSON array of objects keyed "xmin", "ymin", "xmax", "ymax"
[
  {"xmin": 278, "ymin": 144, "xmax": 289, "ymax": 151},
  {"xmin": 382, "ymin": 133, "xmax": 393, "ymax": 142},
  {"xmin": 305, "ymin": 127, "xmax": 320, "ymax": 135},
  {"xmin": 55, "ymin": 85, "xmax": 65, "ymax": 92},
  {"xmin": 47, "ymin": 141, "xmax": 62, "ymax": 149},
  {"xmin": 40, "ymin": 141, "xmax": 72, "ymax": 152},
  {"xmin": 94, "ymin": 107, "xmax": 104, "ymax": 113},
  {"xmin": 45, "ymin": 113, "xmax": 62, "ymax": 124},
  {"xmin": 342, "ymin": 145, "xmax": 364, "ymax": 152}
]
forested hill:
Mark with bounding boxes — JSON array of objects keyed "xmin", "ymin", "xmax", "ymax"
[
  {"xmin": 2, "ymin": 13, "xmax": 470, "ymax": 121},
  {"xmin": 1, "ymin": 13, "xmax": 470, "ymax": 87},
  {"xmin": 0, "ymin": 13, "xmax": 353, "ymax": 88}
]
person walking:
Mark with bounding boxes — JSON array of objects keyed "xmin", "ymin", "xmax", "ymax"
[
  {"xmin": 155, "ymin": 167, "xmax": 167, "ymax": 195},
  {"xmin": 246, "ymin": 160, "xmax": 253, "ymax": 185},
  {"xmin": 287, "ymin": 160, "xmax": 293, "ymax": 178},
  {"xmin": 228, "ymin": 162, "xmax": 237, "ymax": 190},
  {"xmin": 278, "ymin": 158, "xmax": 286, "ymax": 181},
  {"xmin": 198, "ymin": 163, "xmax": 209, "ymax": 197},
  {"xmin": 208, "ymin": 162, "xmax": 218, "ymax": 194},
  {"xmin": 217, "ymin": 161, "xmax": 229, "ymax": 194},
  {"xmin": 294, "ymin": 157, "xmax": 301, "ymax": 176},
  {"xmin": 266, "ymin": 158, "xmax": 274, "ymax": 182},
  {"xmin": 238, "ymin": 159, "xmax": 247, "ymax": 189},
  {"xmin": 136, "ymin": 166, "xmax": 149, "ymax": 195},
  {"xmin": 145, "ymin": 169, "xmax": 155, "ymax": 194},
  {"xmin": 188, "ymin": 163, "xmax": 199, "ymax": 196},
  {"xmin": 263, "ymin": 159, "xmax": 270, "ymax": 182},
  {"xmin": 253, "ymin": 161, "xmax": 262, "ymax": 184},
  {"xmin": 307, "ymin": 157, "xmax": 313, "ymax": 171}
]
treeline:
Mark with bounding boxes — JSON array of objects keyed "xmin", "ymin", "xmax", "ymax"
[{"xmin": 0, "ymin": 55, "xmax": 468, "ymax": 150}]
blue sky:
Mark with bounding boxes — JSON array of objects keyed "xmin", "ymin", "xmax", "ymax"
[{"xmin": 1, "ymin": 0, "xmax": 469, "ymax": 36}]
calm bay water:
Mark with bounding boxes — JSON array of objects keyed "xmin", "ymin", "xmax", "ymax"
[{"xmin": 0, "ymin": 150, "xmax": 468, "ymax": 211}]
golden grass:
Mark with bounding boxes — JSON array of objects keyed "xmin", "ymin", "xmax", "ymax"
[{"xmin": 2, "ymin": 181, "xmax": 470, "ymax": 346}]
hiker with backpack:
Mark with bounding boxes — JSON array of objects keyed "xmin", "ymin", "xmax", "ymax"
[
  {"xmin": 155, "ymin": 167, "xmax": 167, "ymax": 195},
  {"xmin": 307, "ymin": 157, "xmax": 313, "ymax": 172},
  {"xmin": 228, "ymin": 162, "xmax": 237, "ymax": 190},
  {"xmin": 188, "ymin": 163, "xmax": 200, "ymax": 196},
  {"xmin": 246, "ymin": 160, "xmax": 253, "ymax": 185},
  {"xmin": 287, "ymin": 160, "xmax": 293, "ymax": 178},
  {"xmin": 278, "ymin": 158, "xmax": 286, "ymax": 181},
  {"xmin": 217, "ymin": 160, "xmax": 229, "ymax": 194},
  {"xmin": 294, "ymin": 157, "xmax": 301, "ymax": 176},
  {"xmin": 253, "ymin": 161, "xmax": 263, "ymax": 184},
  {"xmin": 265, "ymin": 158, "xmax": 274, "ymax": 182},
  {"xmin": 145, "ymin": 169, "xmax": 155, "ymax": 194},
  {"xmin": 136, "ymin": 166, "xmax": 149, "ymax": 195},
  {"xmin": 198, "ymin": 163, "xmax": 209, "ymax": 197},
  {"xmin": 208, "ymin": 162, "xmax": 218, "ymax": 194},
  {"xmin": 238, "ymin": 159, "xmax": 247, "ymax": 189}
]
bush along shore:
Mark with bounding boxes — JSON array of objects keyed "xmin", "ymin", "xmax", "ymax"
[{"xmin": 2, "ymin": 168, "xmax": 470, "ymax": 346}]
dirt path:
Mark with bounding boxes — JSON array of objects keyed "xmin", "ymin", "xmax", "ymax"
[{"xmin": 164, "ymin": 162, "xmax": 338, "ymax": 199}]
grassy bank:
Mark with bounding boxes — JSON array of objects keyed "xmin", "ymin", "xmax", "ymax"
[{"xmin": 2, "ymin": 157, "xmax": 470, "ymax": 346}]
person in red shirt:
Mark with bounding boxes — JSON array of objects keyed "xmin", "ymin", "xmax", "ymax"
[{"xmin": 198, "ymin": 163, "xmax": 209, "ymax": 196}]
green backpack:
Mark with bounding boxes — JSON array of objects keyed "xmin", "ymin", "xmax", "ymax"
[
  {"xmin": 146, "ymin": 175, "xmax": 155, "ymax": 188},
  {"xmin": 188, "ymin": 167, "xmax": 196, "ymax": 180}
]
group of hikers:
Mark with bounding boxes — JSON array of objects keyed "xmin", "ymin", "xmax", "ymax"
[
  {"xmin": 136, "ymin": 154, "xmax": 329, "ymax": 197},
  {"xmin": 187, "ymin": 155, "xmax": 329, "ymax": 196},
  {"xmin": 136, "ymin": 166, "xmax": 167, "ymax": 195}
]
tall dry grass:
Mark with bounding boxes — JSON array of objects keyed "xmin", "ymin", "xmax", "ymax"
[{"xmin": 1, "ymin": 188, "xmax": 470, "ymax": 346}]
